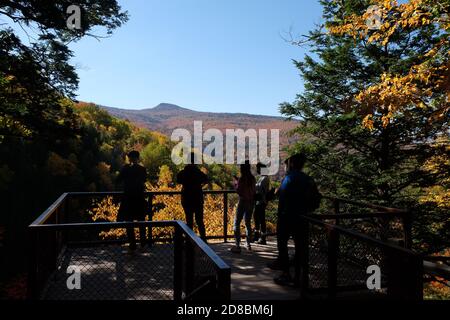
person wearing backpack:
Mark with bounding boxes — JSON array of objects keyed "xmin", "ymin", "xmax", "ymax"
[
  {"xmin": 253, "ymin": 162, "xmax": 271, "ymax": 245},
  {"xmin": 273, "ymin": 153, "xmax": 321, "ymax": 287}
]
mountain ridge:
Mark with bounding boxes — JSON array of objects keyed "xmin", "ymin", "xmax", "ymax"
[
  {"xmin": 91, "ymin": 102, "xmax": 299, "ymax": 150},
  {"xmin": 102, "ymin": 102, "xmax": 290, "ymax": 119}
]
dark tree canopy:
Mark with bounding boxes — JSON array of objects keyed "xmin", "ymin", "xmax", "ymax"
[{"xmin": 0, "ymin": 0, "xmax": 128, "ymax": 139}]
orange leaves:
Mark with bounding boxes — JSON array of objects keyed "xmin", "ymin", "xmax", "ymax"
[{"xmin": 47, "ymin": 152, "xmax": 77, "ymax": 176}]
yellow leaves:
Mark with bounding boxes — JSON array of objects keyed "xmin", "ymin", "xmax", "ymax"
[
  {"xmin": 329, "ymin": 0, "xmax": 442, "ymax": 46},
  {"xmin": 419, "ymin": 136, "xmax": 450, "ymax": 209},
  {"xmin": 89, "ymin": 196, "xmax": 127, "ymax": 239},
  {"xmin": 381, "ymin": 111, "xmax": 393, "ymax": 127},
  {"xmin": 358, "ymin": 56, "xmax": 448, "ymax": 129},
  {"xmin": 0, "ymin": 115, "xmax": 32, "ymax": 138},
  {"xmin": 362, "ymin": 114, "xmax": 375, "ymax": 131},
  {"xmin": 420, "ymin": 185, "xmax": 450, "ymax": 209}
]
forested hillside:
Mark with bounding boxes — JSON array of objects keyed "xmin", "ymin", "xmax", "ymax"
[{"xmin": 100, "ymin": 103, "xmax": 299, "ymax": 149}]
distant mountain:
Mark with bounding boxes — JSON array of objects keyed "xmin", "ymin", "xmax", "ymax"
[{"xmin": 98, "ymin": 103, "xmax": 299, "ymax": 149}]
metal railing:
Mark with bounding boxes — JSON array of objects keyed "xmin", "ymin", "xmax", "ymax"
[
  {"xmin": 28, "ymin": 190, "xmax": 423, "ymax": 300},
  {"xmin": 63, "ymin": 190, "xmax": 238, "ymax": 242},
  {"xmin": 28, "ymin": 192, "xmax": 231, "ymax": 300},
  {"xmin": 298, "ymin": 215, "xmax": 423, "ymax": 300},
  {"xmin": 319, "ymin": 196, "xmax": 412, "ymax": 249}
]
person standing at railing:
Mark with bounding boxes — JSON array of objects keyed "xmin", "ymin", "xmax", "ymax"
[
  {"xmin": 253, "ymin": 162, "xmax": 271, "ymax": 245},
  {"xmin": 176, "ymin": 152, "xmax": 208, "ymax": 242},
  {"xmin": 231, "ymin": 161, "xmax": 256, "ymax": 253},
  {"xmin": 117, "ymin": 150, "xmax": 149, "ymax": 252},
  {"xmin": 273, "ymin": 153, "xmax": 321, "ymax": 287}
]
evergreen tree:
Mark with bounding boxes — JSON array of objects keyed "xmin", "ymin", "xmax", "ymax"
[{"xmin": 280, "ymin": 0, "xmax": 449, "ymax": 253}]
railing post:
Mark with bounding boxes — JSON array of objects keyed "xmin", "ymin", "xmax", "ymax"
[
  {"xmin": 223, "ymin": 192, "xmax": 228, "ymax": 243},
  {"xmin": 327, "ymin": 228, "xmax": 338, "ymax": 299},
  {"xmin": 217, "ymin": 268, "xmax": 231, "ymax": 300},
  {"xmin": 386, "ymin": 249, "xmax": 423, "ymax": 300},
  {"xmin": 185, "ymin": 239, "xmax": 195, "ymax": 296},
  {"xmin": 333, "ymin": 198, "xmax": 340, "ymax": 226},
  {"xmin": 27, "ymin": 227, "xmax": 38, "ymax": 299},
  {"xmin": 173, "ymin": 225, "xmax": 183, "ymax": 301},
  {"xmin": 299, "ymin": 218, "xmax": 310, "ymax": 297},
  {"xmin": 148, "ymin": 193, "xmax": 154, "ymax": 244},
  {"xmin": 402, "ymin": 211, "xmax": 412, "ymax": 249},
  {"xmin": 54, "ymin": 207, "xmax": 62, "ymax": 268}
]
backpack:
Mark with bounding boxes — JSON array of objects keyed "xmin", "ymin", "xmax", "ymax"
[
  {"xmin": 305, "ymin": 179, "xmax": 322, "ymax": 212},
  {"xmin": 265, "ymin": 187, "xmax": 276, "ymax": 202}
]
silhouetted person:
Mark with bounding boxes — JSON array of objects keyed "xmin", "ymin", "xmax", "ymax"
[
  {"xmin": 117, "ymin": 151, "xmax": 149, "ymax": 251},
  {"xmin": 253, "ymin": 162, "xmax": 271, "ymax": 245},
  {"xmin": 273, "ymin": 153, "xmax": 321, "ymax": 287},
  {"xmin": 231, "ymin": 161, "xmax": 256, "ymax": 253},
  {"xmin": 176, "ymin": 153, "xmax": 208, "ymax": 241}
]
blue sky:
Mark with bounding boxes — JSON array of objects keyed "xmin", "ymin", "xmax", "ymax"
[{"xmin": 69, "ymin": 0, "xmax": 324, "ymax": 116}]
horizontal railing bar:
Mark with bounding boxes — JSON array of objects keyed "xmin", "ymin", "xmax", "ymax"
[
  {"xmin": 29, "ymin": 220, "xmax": 176, "ymax": 229},
  {"xmin": 67, "ymin": 190, "xmax": 236, "ymax": 197},
  {"xmin": 29, "ymin": 190, "xmax": 237, "ymax": 227},
  {"xmin": 31, "ymin": 192, "xmax": 407, "ymax": 229},
  {"xmin": 423, "ymin": 261, "xmax": 450, "ymax": 280},
  {"xmin": 322, "ymin": 195, "xmax": 408, "ymax": 213},
  {"xmin": 310, "ymin": 211, "xmax": 407, "ymax": 220},
  {"xmin": 303, "ymin": 215, "xmax": 418, "ymax": 256},
  {"xmin": 29, "ymin": 193, "xmax": 68, "ymax": 226}
]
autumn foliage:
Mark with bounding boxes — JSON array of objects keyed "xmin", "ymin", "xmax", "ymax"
[
  {"xmin": 328, "ymin": 0, "xmax": 449, "ymax": 128},
  {"xmin": 89, "ymin": 165, "xmax": 277, "ymax": 241}
]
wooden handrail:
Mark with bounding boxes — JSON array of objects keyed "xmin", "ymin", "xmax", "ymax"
[
  {"xmin": 322, "ymin": 195, "xmax": 408, "ymax": 214},
  {"xmin": 309, "ymin": 212, "xmax": 407, "ymax": 220},
  {"xmin": 302, "ymin": 215, "xmax": 417, "ymax": 255},
  {"xmin": 67, "ymin": 190, "xmax": 236, "ymax": 197}
]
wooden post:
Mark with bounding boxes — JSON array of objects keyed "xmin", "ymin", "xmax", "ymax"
[
  {"xmin": 27, "ymin": 228, "xmax": 38, "ymax": 299},
  {"xmin": 173, "ymin": 226, "xmax": 183, "ymax": 300},
  {"xmin": 386, "ymin": 249, "xmax": 423, "ymax": 300},
  {"xmin": 300, "ymin": 218, "xmax": 310, "ymax": 297},
  {"xmin": 186, "ymin": 239, "xmax": 195, "ymax": 295},
  {"xmin": 402, "ymin": 211, "xmax": 412, "ymax": 249},
  {"xmin": 148, "ymin": 193, "xmax": 153, "ymax": 244},
  {"xmin": 327, "ymin": 228, "xmax": 338, "ymax": 299},
  {"xmin": 217, "ymin": 268, "xmax": 231, "ymax": 300},
  {"xmin": 333, "ymin": 198, "xmax": 340, "ymax": 226},
  {"xmin": 223, "ymin": 193, "xmax": 228, "ymax": 243}
]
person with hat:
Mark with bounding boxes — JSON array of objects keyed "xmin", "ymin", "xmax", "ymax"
[
  {"xmin": 253, "ymin": 162, "xmax": 271, "ymax": 245},
  {"xmin": 231, "ymin": 161, "xmax": 256, "ymax": 253},
  {"xmin": 117, "ymin": 150, "xmax": 149, "ymax": 252},
  {"xmin": 273, "ymin": 153, "xmax": 321, "ymax": 286}
]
